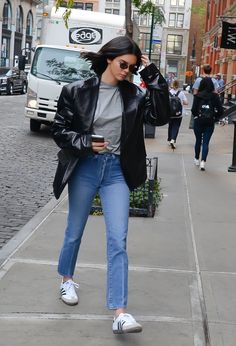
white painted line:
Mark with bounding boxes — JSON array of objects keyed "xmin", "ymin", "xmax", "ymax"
[
  {"xmin": 4, "ymin": 258, "xmax": 196, "ymax": 274},
  {"xmin": 182, "ymin": 154, "xmax": 210, "ymax": 346},
  {"xmin": 0, "ymin": 312, "xmax": 199, "ymax": 324}
]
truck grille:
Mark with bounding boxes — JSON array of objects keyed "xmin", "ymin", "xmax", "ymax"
[{"xmin": 38, "ymin": 97, "xmax": 58, "ymax": 112}]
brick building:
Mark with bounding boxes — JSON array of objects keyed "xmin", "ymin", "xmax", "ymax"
[
  {"xmin": 186, "ymin": 0, "xmax": 205, "ymax": 84},
  {"xmin": 201, "ymin": 0, "xmax": 236, "ymax": 91}
]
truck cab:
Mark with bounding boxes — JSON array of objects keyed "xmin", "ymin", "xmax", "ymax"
[
  {"xmin": 25, "ymin": 6, "xmax": 125, "ymax": 132},
  {"xmin": 25, "ymin": 45, "xmax": 94, "ymax": 132}
]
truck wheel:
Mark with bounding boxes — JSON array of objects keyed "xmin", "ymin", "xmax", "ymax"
[
  {"xmin": 7, "ymin": 83, "xmax": 14, "ymax": 95},
  {"xmin": 21, "ymin": 83, "xmax": 27, "ymax": 94},
  {"xmin": 30, "ymin": 119, "xmax": 41, "ymax": 132}
]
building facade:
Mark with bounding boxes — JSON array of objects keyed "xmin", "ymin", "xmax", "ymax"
[
  {"xmin": 186, "ymin": 0, "xmax": 205, "ymax": 84},
  {"xmin": 160, "ymin": 0, "xmax": 192, "ymax": 83},
  {"xmin": 201, "ymin": 0, "xmax": 236, "ymax": 86},
  {"xmin": 98, "ymin": 0, "xmax": 192, "ymax": 83},
  {"xmin": 0, "ymin": 0, "xmax": 41, "ymax": 67},
  {"xmin": 2, "ymin": 0, "xmax": 192, "ymax": 84}
]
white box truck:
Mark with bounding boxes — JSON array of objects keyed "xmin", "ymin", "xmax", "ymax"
[{"xmin": 25, "ymin": 6, "xmax": 125, "ymax": 132}]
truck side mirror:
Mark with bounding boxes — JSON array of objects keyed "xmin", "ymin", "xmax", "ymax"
[{"xmin": 18, "ymin": 55, "xmax": 26, "ymax": 71}]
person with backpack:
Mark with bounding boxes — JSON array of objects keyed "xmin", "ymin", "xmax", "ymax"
[
  {"xmin": 168, "ymin": 80, "xmax": 188, "ymax": 149},
  {"xmin": 192, "ymin": 64, "xmax": 219, "ymax": 95},
  {"xmin": 191, "ymin": 77, "xmax": 223, "ymax": 171}
]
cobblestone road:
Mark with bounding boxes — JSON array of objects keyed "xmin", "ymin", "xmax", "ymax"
[{"xmin": 0, "ymin": 94, "xmax": 58, "ymax": 249}]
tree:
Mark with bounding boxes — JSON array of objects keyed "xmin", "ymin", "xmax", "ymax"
[
  {"xmin": 55, "ymin": 0, "xmax": 165, "ymax": 34},
  {"xmin": 132, "ymin": 0, "xmax": 165, "ymax": 25}
]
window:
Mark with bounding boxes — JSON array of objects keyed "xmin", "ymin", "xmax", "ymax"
[
  {"xmin": 169, "ymin": 13, "xmax": 175, "ymax": 27},
  {"xmin": 105, "ymin": 8, "xmax": 119, "ymax": 15},
  {"xmin": 139, "ymin": 32, "xmax": 151, "ymax": 53},
  {"xmin": 61, "ymin": 2, "xmax": 93, "ymax": 10},
  {"xmin": 166, "ymin": 35, "xmax": 183, "ymax": 55},
  {"xmin": 176, "ymin": 13, "xmax": 184, "ymax": 27},
  {"xmin": 16, "ymin": 6, "xmax": 23, "ymax": 33},
  {"xmin": 169, "ymin": 13, "xmax": 184, "ymax": 28},
  {"xmin": 2, "ymin": 0, "xmax": 12, "ymax": 30},
  {"xmin": 156, "ymin": 0, "xmax": 165, "ymax": 5},
  {"xmin": 170, "ymin": 0, "xmax": 185, "ymax": 6},
  {"xmin": 85, "ymin": 3, "xmax": 93, "ymax": 10},
  {"xmin": 1, "ymin": 36, "xmax": 11, "ymax": 67},
  {"xmin": 132, "ymin": 10, "xmax": 139, "ymax": 23},
  {"xmin": 26, "ymin": 11, "xmax": 33, "ymax": 36},
  {"xmin": 31, "ymin": 47, "xmax": 95, "ymax": 83}
]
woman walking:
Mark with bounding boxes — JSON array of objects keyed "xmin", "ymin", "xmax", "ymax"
[
  {"xmin": 191, "ymin": 77, "xmax": 223, "ymax": 171},
  {"xmin": 51, "ymin": 36, "xmax": 169, "ymax": 334},
  {"xmin": 168, "ymin": 80, "xmax": 188, "ymax": 149}
]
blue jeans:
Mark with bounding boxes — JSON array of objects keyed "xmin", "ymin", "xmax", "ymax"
[
  {"xmin": 193, "ymin": 120, "xmax": 214, "ymax": 161},
  {"xmin": 168, "ymin": 117, "xmax": 182, "ymax": 142},
  {"xmin": 58, "ymin": 153, "xmax": 130, "ymax": 310}
]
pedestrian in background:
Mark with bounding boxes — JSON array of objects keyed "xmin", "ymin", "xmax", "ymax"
[
  {"xmin": 191, "ymin": 77, "xmax": 223, "ymax": 171},
  {"xmin": 215, "ymin": 73, "xmax": 225, "ymax": 104},
  {"xmin": 189, "ymin": 64, "xmax": 219, "ymax": 130},
  {"xmin": 168, "ymin": 79, "xmax": 188, "ymax": 149},
  {"xmin": 51, "ymin": 36, "xmax": 169, "ymax": 334},
  {"xmin": 192, "ymin": 64, "xmax": 219, "ymax": 95}
]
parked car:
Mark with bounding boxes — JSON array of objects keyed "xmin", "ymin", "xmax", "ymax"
[
  {"xmin": 0, "ymin": 67, "xmax": 28, "ymax": 95},
  {"xmin": 24, "ymin": 64, "xmax": 31, "ymax": 77}
]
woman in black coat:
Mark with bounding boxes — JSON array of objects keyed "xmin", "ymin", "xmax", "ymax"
[
  {"xmin": 191, "ymin": 77, "xmax": 223, "ymax": 171},
  {"xmin": 51, "ymin": 36, "xmax": 169, "ymax": 334}
]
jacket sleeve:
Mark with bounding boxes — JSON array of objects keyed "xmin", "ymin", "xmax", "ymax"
[
  {"xmin": 51, "ymin": 85, "xmax": 93, "ymax": 156},
  {"xmin": 139, "ymin": 63, "xmax": 170, "ymax": 126}
]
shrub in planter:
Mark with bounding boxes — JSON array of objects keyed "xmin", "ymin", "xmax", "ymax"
[{"xmin": 91, "ymin": 157, "xmax": 162, "ymax": 217}]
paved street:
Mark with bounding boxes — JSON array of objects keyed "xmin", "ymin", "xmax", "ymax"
[{"xmin": 0, "ymin": 94, "xmax": 58, "ymax": 249}]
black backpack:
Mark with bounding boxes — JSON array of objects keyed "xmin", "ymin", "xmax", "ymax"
[
  {"xmin": 169, "ymin": 90, "xmax": 182, "ymax": 118},
  {"xmin": 197, "ymin": 97, "xmax": 215, "ymax": 125}
]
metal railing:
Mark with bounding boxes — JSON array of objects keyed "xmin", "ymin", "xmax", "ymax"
[{"xmin": 218, "ymin": 78, "xmax": 236, "ymax": 103}]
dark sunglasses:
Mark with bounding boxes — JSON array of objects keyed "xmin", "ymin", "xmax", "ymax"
[{"xmin": 119, "ymin": 61, "xmax": 137, "ymax": 73}]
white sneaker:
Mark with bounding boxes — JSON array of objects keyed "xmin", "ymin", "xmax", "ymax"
[
  {"xmin": 112, "ymin": 313, "xmax": 142, "ymax": 334},
  {"xmin": 60, "ymin": 279, "xmax": 79, "ymax": 305},
  {"xmin": 170, "ymin": 139, "xmax": 176, "ymax": 149},
  {"xmin": 194, "ymin": 158, "xmax": 200, "ymax": 166},
  {"xmin": 200, "ymin": 160, "xmax": 205, "ymax": 171}
]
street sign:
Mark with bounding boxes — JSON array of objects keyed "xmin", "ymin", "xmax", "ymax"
[{"xmin": 152, "ymin": 39, "xmax": 161, "ymax": 44}]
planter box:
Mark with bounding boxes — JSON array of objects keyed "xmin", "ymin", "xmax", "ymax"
[{"xmin": 91, "ymin": 157, "xmax": 160, "ymax": 217}]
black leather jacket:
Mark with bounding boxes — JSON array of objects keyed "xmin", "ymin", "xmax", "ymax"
[{"xmin": 52, "ymin": 63, "xmax": 170, "ymax": 199}]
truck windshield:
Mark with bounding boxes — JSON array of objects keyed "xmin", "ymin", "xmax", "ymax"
[{"xmin": 31, "ymin": 47, "xmax": 94, "ymax": 83}]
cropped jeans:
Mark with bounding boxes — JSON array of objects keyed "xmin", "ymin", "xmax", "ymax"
[
  {"xmin": 58, "ymin": 153, "xmax": 130, "ymax": 310},
  {"xmin": 168, "ymin": 117, "xmax": 183, "ymax": 142},
  {"xmin": 193, "ymin": 120, "xmax": 214, "ymax": 161}
]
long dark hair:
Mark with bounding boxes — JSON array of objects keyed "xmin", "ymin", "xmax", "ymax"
[
  {"xmin": 198, "ymin": 77, "xmax": 215, "ymax": 93},
  {"xmin": 82, "ymin": 36, "xmax": 142, "ymax": 76}
]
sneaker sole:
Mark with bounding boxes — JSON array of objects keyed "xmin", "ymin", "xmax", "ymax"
[
  {"xmin": 200, "ymin": 168, "xmax": 205, "ymax": 171},
  {"xmin": 60, "ymin": 296, "xmax": 78, "ymax": 306},
  {"xmin": 113, "ymin": 325, "xmax": 142, "ymax": 334},
  {"xmin": 170, "ymin": 143, "xmax": 176, "ymax": 150}
]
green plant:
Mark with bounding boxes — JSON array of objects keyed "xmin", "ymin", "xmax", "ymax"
[{"xmin": 91, "ymin": 178, "xmax": 162, "ymax": 217}]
